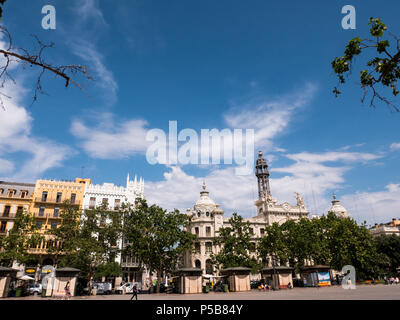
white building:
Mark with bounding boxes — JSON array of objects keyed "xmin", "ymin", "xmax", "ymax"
[
  {"xmin": 82, "ymin": 174, "xmax": 145, "ymax": 282},
  {"xmin": 82, "ymin": 174, "xmax": 144, "ymax": 210},
  {"xmin": 184, "ymin": 151, "xmax": 310, "ymax": 275}
]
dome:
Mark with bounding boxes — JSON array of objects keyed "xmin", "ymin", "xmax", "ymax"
[
  {"xmin": 213, "ymin": 204, "xmax": 224, "ymax": 214},
  {"xmin": 329, "ymin": 195, "xmax": 349, "ymax": 218},
  {"xmin": 194, "ymin": 182, "xmax": 217, "ymax": 212}
]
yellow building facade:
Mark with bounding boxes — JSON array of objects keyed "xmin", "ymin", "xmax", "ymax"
[
  {"xmin": 0, "ymin": 181, "xmax": 35, "ymax": 237},
  {"xmin": 29, "ymin": 178, "xmax": 91, "ymax": 265}
]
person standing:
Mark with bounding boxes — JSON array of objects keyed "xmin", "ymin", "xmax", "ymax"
[
  {"xmin": 64, "ymin": 281, "xmax": 71, "ymax": 300},
  {"xmin": 130, "ymin": 283, "xmax": 138, "ymax": 301}
]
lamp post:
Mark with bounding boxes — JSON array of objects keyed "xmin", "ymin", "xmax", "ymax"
[{"xmin": 272, "ymin": 255, "xmax": 279, "ymax": 291}]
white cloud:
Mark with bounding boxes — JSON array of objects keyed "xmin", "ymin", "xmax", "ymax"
[
  {"xmin": 144, "ymin": 149, "xmax": 385, "ymax": 219},
  {"xmin": 341, "ymin": 184, "xmax": 400, "ymax": 225},
  {"xmin": 0, "ymin": 81, "xmax": 72, "ymax": 180},
  {"xmin": 75, "ymin": 0, "xmax": 107, "ymax": 26},
  {"xmin": 390, "ymin": 142, "xmax": 400, "ymax": 151},
  {"xmin": 224, "ymin": 83, "xmax": 317, "ymax": 149},
  {"xmin": 0, "ymin": 31, "xmax": 72, "ymax": 180},
  {"xmin": 0, "ymin": 159, "xmax": 14, "ymax": 174},
  {"xmin": 70, "ymin": 40, "xmax": 118, "ymax": 106},
  {"xmin": 71, "ymin": 113, "xmax": 149, "ymax": 159}
]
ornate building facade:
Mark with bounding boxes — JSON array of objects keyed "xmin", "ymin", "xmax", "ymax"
[
  {"xmin": 0, "ymin": 181, "xmax": 35, "ymax": 237},
  {"xmin": 82, "ymin": 174, "xmax": 145, "ymax": 283},
  {"xmin": 184, "ymin": 151, "xmax": 310, "ymax": 275}
]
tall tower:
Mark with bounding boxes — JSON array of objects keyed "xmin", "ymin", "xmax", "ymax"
[{"xmin": 255, "ymin": 151, "xmax": 271, "ymax": 199}]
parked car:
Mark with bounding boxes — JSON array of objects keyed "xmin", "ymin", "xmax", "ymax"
[
  {"xmin": 87, "ymin": 282, "xmax": 112, "ymax": 295},
  {"xmin": 28, "ymin": 283, "xmax": 42, "ymax": 295},
  {"xmin": 116, "ymin": 282, "xmax": 142, "ymax": 294}
]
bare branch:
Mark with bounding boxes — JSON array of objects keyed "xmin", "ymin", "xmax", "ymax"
[{"xmin": 0, "ymin": 25, "xmax": 92, "ymax": 110}]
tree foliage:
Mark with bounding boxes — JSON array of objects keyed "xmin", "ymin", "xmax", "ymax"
[
  {"xmin": 0, "ymin": 1, "xmax": 7, "ymax": 20},
  {"xmin": 0, "ymin": 208, "xmax": 43, "ymax": 267},
  {"xmin": 121, "ymin": 199, "xmax": 196, "ymax": 293},
  {"xmin": 47, "ymin": 202, "xmax": 123, "ymax": 282},
  {"xmin": 258, "ymin": 213, "xmax": 384, "ymax": 278},
  {"xmin": 211, "ymin": 213, "xmax": 261, "ymax": 272},
  {"xmin": 374, "ymin": 234, "xmax": 400, "ymax": 276},
  {"xmin": 94, "ymin": 261, "xmax": 122, "ymax": 279},
  {"xmin": 332, "ymin": 17, "xmax": 400, "ymax": 112}
]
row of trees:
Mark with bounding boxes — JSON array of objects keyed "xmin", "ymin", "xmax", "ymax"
[
  {"xmin": 211, "ymin": 213, "xmax": 400, "ymax": 279},
  {"xmin": 1, "ymin": 204, "xmax": 399, "ymax": 289},
  {"xmin": 0, "ymin": 199, "xmax": 196, "ymax": 293}
]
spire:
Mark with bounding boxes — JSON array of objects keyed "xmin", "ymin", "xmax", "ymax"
[
  {"xmin": 126, "ymin": 173, "xmax": 130, "ymax": 187},
  {"xmin": 255, "ymin": 151, "xmax": 271, "ymax": 199}
]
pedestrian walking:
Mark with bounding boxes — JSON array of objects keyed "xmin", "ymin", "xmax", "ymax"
[
  {"xmin": 130, "ymin": 283, "xmax": 138, "ymax": 301},
  {"xmin": 64, "ymin": 281, "xmax": 71, "ymax": 300}
]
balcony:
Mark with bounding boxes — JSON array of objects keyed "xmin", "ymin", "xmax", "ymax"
[
  {"xmin": 34, "ymin": 197, "xmax": 80, "ymax": 205},
  {"xmin": 28, "ymin": 247, "xmax": 48, "ymax": 254},
  {"xmin": 34, "ymin": 211, "xmax": 48, "ymax": 218},
  {"xmin": 0, "ymin": 194, "xmax": 31, "ymax": 200}
]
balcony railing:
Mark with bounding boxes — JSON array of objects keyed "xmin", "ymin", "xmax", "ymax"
[
  {"xmin": 28, "ymin": 248, "xmax": 48, "ymax": 254},
  {"xmin": 1, "ymin": 212, "xmax": 16, "ymax": 218},
  {"xmin": 34, "ymin": 197, "xmax": 80, "ymax": 205},
  {"xmin": 0, "ymin": 194, "xmax": 31, "ymax": 200}
]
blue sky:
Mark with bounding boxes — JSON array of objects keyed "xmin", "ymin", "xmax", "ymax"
[{"xmin": 0, "ymin": 0, "xmax": 399, "ymax": 225}]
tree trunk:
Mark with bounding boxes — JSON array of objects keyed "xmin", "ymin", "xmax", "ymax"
[{"xmin": 156, "ymin": 270, "xmax": 162, "ymax": 294}]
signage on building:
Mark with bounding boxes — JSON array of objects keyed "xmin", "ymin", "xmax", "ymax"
[
  {"xmin": 317, "ymin": 272, "xmax": 331, "ymax": 286},
  {"xmin": 25, "ymin": 267, "xmax": 36, "ymax": 275}
]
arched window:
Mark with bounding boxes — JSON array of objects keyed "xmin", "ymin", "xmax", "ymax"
[
  {"xmin": 195, "ymin": 259, "xmax": 201, "ymax": 269},
  {"xmin": 197, "ymin": 212, "xmax": 201, "ymax": 217},
  {"xmin": 206, "ymin": 211, "xmax": 210, "ymax": 217}
]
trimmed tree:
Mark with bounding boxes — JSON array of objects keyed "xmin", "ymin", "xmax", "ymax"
[{"xmin": 121, "ymin": 199, "xmax": 196, "ymax": 293}]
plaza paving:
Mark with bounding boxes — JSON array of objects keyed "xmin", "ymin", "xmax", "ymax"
[{"xmin": 6, "ymin": 284, "xmax": 400, "ymax": 300}]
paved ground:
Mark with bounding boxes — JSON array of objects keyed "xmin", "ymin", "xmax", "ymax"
[{"xmin": 6, "ymin": 284, "xmax": 400, "ymax": 300}]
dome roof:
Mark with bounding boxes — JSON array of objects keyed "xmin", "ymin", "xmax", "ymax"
[
  {"xmin": 329, "ymin": 195, "xmax": 349, "ymax": 218},
  {"xmin": 194, "ymin": 182, "xmax": 216, "ymax": 208}
]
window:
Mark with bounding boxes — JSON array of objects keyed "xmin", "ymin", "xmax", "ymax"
[
  {"xmin": 0, "ymin": 221, "xmax": 7, "ymax": 232},
  {"xmin": 21, "ymin": 190, "xmax": 28, "ymax": 198},
  {"xmin": 249, "ymin": 228, "xmax": 254, "ymax": 235},
  {"xmin": 206, "ymin": 226, "xmax": 211, "ymax": 236},
  {"xmin": 250, "ymin": 242, "xmax": 256, "ymax": 252},
  {"xmin": 41, "ymin": 191, "xmax": 48, "ymax": 202},
  {"xmin": 39, "ymin": 206, "xmax": 45, "ymax": 217},
  {"xmin": 195, "ymin": 242, "xmax": 201, "ymax": 254},
  {"xmin": 70, "ymin": 193, "xmax": 76, "ymax": 204},
  {"xmin": 197, "ymin": 212, "xmax": 201, "ymax": 217},
  {"xmin": 205, "ymin": 242, "xmax": 213, "ymax": 253},
  {"xmin": 195, "ymin": 260, "xmax": 201, "ymax": 269},
  {"xmin": 0, "ymin": 188, "xmax": 3, "ymax": 194},
  {"xmin": 36, "ymin": 222, "xmax": 43, "ymax": 230},
  {"xmin": 51, "ymin": 222, "xmax": 58, "ymax": 230},
  {"xmin": 260, "ymin": 228, "xmax": 265, "ymax": 236},
  {"xmin": 17, "ymin": 206, "xmax": 23, "ymax": 214},
  {"xmin": 102, "ymin": 198, "xmax": 108, "ymax": 205},
  {"xmin": 56, "ymin": 192, "xmax": 62, "ymax": 203},
  {"xmin": 3, "ymin": 205, "xmax": 10, "ymax": 217},
  {"xmin": 194, "ymin": 227, "xmax": 199, "ymax": 235},
  {"xmin": 89, "ymin": 197, "xmax": 96, "ymax": 209},
  {"xmin": 53, "ymin": 207, "xmax": 60, "ymax": 217},
  {"xmin": 8, "ymin": 189, "xmax": 15, "ymax": 197},
  {"xmin": 206, "ymin": 211, "xmax": 210, "ymax": 217},
  {"xmin": 114, "ymin": 199, "xmax": 121, "ymax": 210}
]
